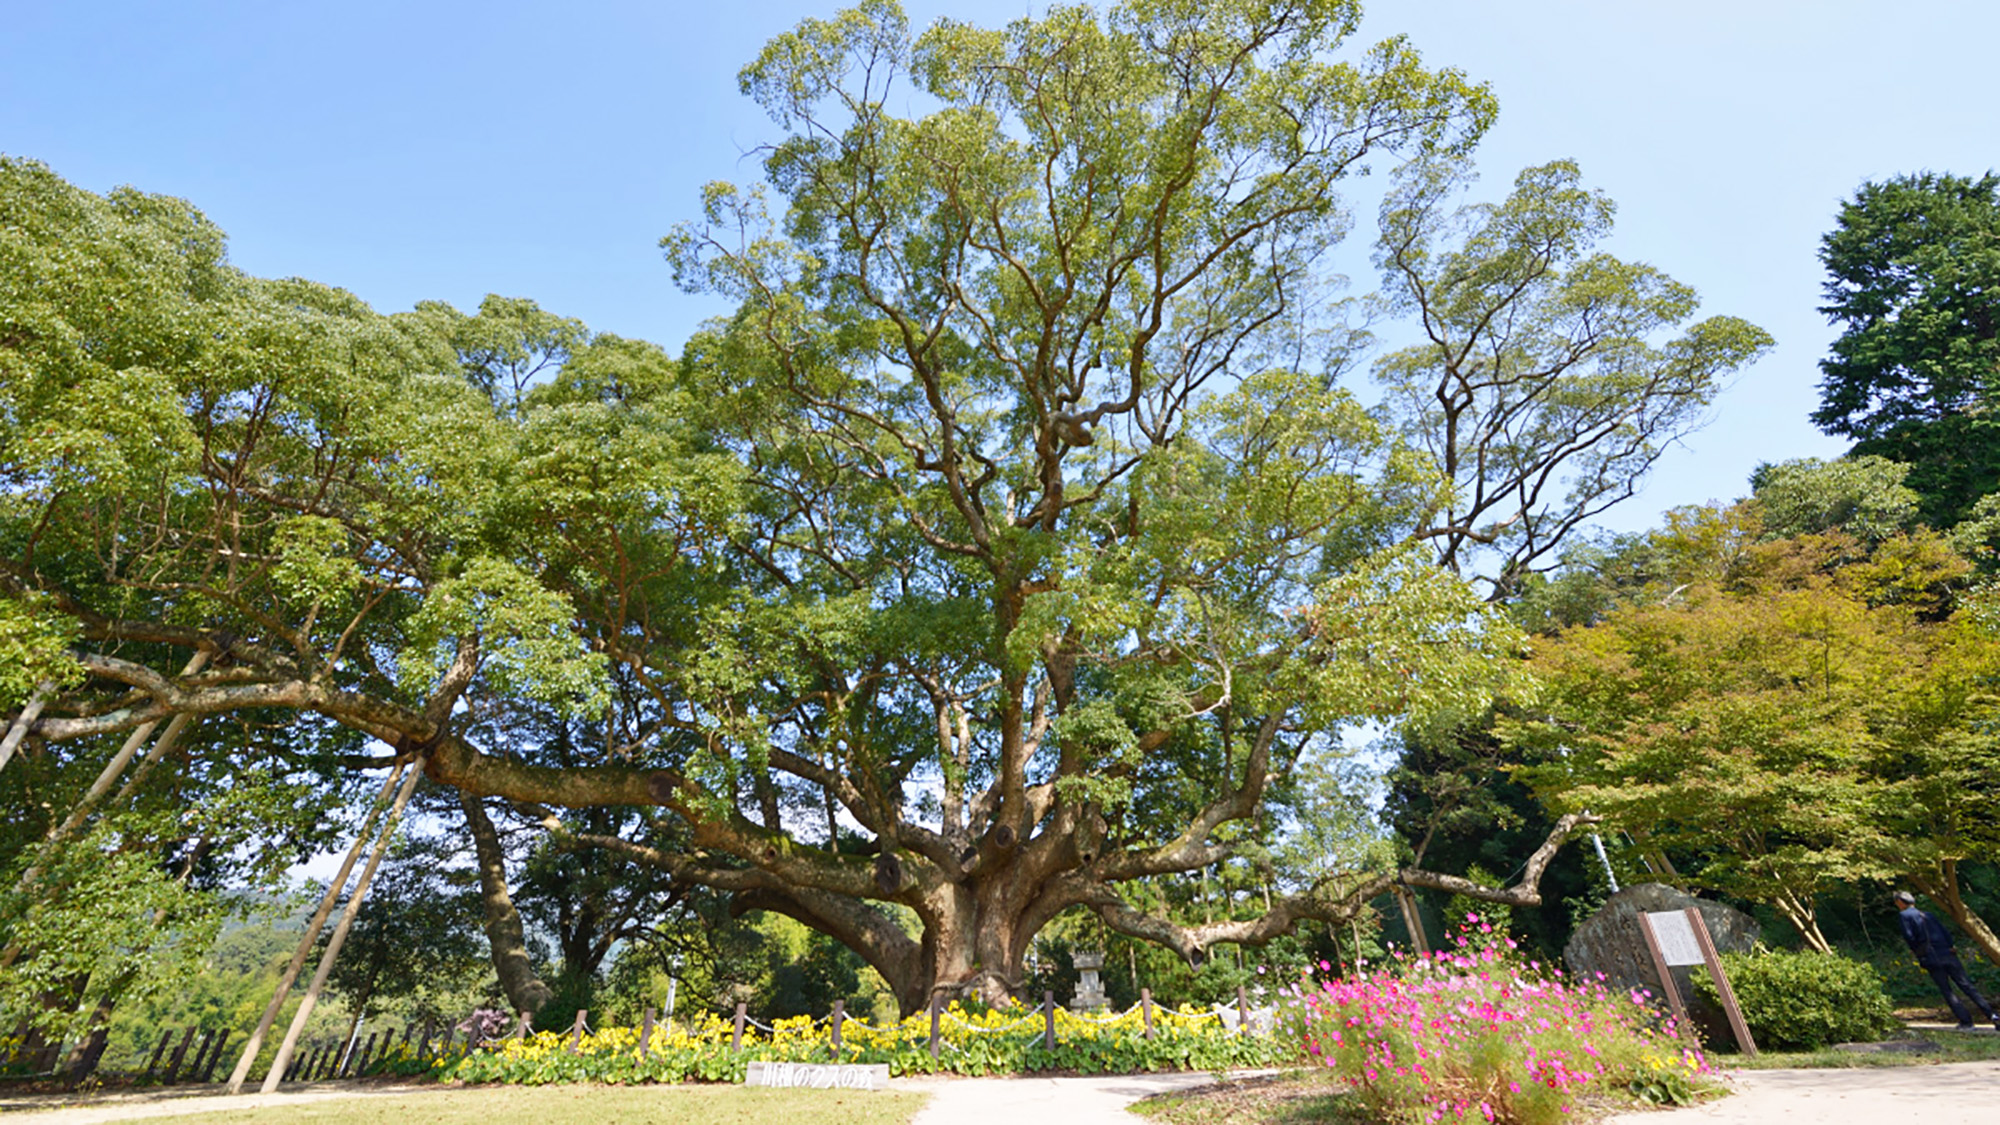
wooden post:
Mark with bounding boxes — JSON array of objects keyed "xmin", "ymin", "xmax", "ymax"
[
  {"xmin": 1236, "ymin": 985, "xmax": 1251, "ymax": 1036},
  {"xmin": 568, "ymin": 1010, "xmax": 587, "ymax": 1053},
  {"xmin": 190, "ymin": 1030, "xmax": 218, "ymax": 1082},
  {"xmin": 0, "ymin": 682, "xmax": 53, "ymax": 773},
  {"xmin": 731, "ymin": 1002, "xmax": 747, "ymax": 1052},
  {"xmin": 226, "ymin": 706, "xmax": 391, "ymax": 1093},
  {"xmin": 1140, "ymin": 988, "xmax": 1154, "ymax": 1040},
  {"xmin": 145, "ymin": 1028, "xmax": 173, "ymax": 1078},
  {"xmin": 830, "ymin": 1000, "xmax": 844, "ymax": 1057},
  {"xmin": 417, "ymin": 1018, "xmax": 434, "ymax": 1061},
  {"xmin": 203, "ymin": 1031, "xmax": 231, "ymax": 1082},
  {"xmin": 928, "ymin": 995, "xmax": 941, "ymax": 1059},
  {"xmin": 162, "ymin": 1026, "xmax": 198, "ymax": 1084},
  {"xmin": 515, "ymin": 1011, "xmax": 532, "ymax": 1039},
  {"xmin": 1043, "ymin": 991, "xmax": 1055, "ymax": 1051},
  {"xmin": 639, "ymin": 1008, "xmax": 654, "ymax": 1060},
  {"xmin": 358, "ymin": 1032, "xmax": 379, "ymax": 1074},
  {"xmin": 257, "ymin": 758, "xmax": 426, "ymax": 1094},
  {"xmin": 283, "ymin": 1049, "xmax": 301, "ymax": 1083},
  {"xmin": 439, "ymin": 1026, "xmax": 457, "ymax": 1057},
  {"xmin": 1687, "ymin": 907, "xmax": 1758, "ymax": 1056},
  {"xmin": 1394, "ymin": 886, "xmax": 1430, "ymax": 955}
]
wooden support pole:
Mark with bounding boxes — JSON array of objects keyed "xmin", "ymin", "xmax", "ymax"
[
  {"xmin": 830, "ymin": 1000, "xmax": 844, "ymax": 1057},
  {"xmin": 928, "ymin": 995, "xmax": 941, "ymax": 1059},
  {"xmin": 731, "ymin": 1002, "xmax": 747, "ymax": 1052},
  {"xmin": 1043, "ymin": 991, "xmax": 1055, "ymax": 1051},
  {"xmin": 639, "ymin": 1008, "xmax": 654, "ymax": 1060},
  {"xmin": 163, "ymin": 1026, "xmax": 198, "ymax": 1084},
  {"xmin": 0, "ymin": 682, "xmax": 53, "ymax": 773},
  {"xmin": 515, "ymin": 1012, "xmax": 532, "ymax": 1039},
  {"xmin": 1236, "ymin": 985, "xmax": 1251, "ymax": 1036},
  {"xmin": 1394, "ymin": 886, "xmax": 1430, "ymax": 956},
  {"xmin": 228, "ymin": 763, "xmax": 409, "ymax": 1092},
  {"xmin": 358, "ymin": 1032, "xmax": 379, "ymax": 1075},
  {"xmin": 568, "ymin": 1010, "xmax": 587, "ymax": 1053},
  {"xmin": 1140, "ymin": 989, "xmax": 1154, "ymax": 1040},
  {"xmin": 1687, "ymin": 907, "xmax": 1758, "ymax": 1056},
  {"xmin": 260, "ymin": 757, "xmax": 426, "ymax": 1093},
  {"xmin": 145, "ymin": 1028, "xmax": 172, "ymax": 1078},
  {"xmin": 418, "ymin": 1018, "xmax": 434, "ymax": 1061}
]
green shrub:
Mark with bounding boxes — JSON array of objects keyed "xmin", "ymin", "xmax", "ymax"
[{"xmin": 1694, "ymin": 950, "xmax": 1896, "ymax": 1051}]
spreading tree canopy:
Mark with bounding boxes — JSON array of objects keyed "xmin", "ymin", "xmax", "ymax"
[{"xmin": 2, "ymin": 0, "xmax": 1768, "ymax": 1015}]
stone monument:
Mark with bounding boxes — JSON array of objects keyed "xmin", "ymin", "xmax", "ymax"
[
  {"xmin": 1069, "ymin": 951, "xmax": 1109, "ymax": 1012},
  {"xmin": 1565, "ymin": 883, "xmax": 1759, "ymax": 1042}
]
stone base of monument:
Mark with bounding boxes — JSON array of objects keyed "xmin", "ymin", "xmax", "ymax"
[{"xmin": 744, "ymin": 1061, "xmax": 890, "ymax": 1089}]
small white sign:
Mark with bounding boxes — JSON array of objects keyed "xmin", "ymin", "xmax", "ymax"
[
  {"xmin": 1643, "ymin": 910, "xmax": 1705, "ymax": 967},
  {"xmin": 743, "ymin": 1062, "xmax": 888, "ymax": 1090}
]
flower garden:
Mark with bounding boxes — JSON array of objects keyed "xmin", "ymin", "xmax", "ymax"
[
  {"xmin": 1288, "ymin": 925, "xmax": 1714, "ymax": 1124},
  {"xmin": 356, "ymin": 919, "xmax": 1720, "ymax": 1125},
  {"xmin": 405, "ymin": 1002, "xmax": 1289, "ymax": 1086}
]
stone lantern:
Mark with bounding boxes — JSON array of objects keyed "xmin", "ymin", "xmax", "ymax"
[{"xmin": 1069, "ymin": 951, "xmax": 1108, "ymax": 1011}]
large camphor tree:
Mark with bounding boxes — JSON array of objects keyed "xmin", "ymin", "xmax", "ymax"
[{"xmin": 1, "ymin": 0, "xmax": 1768, "ymax": 1016}]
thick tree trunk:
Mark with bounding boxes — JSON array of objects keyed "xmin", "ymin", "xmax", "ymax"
[{"xmin": 460, "ymin": 791, "xmax": 554, "ymax": 1017}]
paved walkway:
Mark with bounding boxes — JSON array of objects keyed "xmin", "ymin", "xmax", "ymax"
[
  {"xmin": 898, "ymin": 1071, "xmax": 1245, "ymax": 1125},
  {"xmin": 4, "ymin": 1062, "xmax": 1997, "ymax": 1125},
  {"xmin": 1604, "ymin": 1058, "xmax": 2000, "ymax": 1125}
]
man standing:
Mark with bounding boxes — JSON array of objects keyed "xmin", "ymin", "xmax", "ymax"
[{"xmin": 1895, "ymin": 890, "xmax": 2000, "ymax": 1031}]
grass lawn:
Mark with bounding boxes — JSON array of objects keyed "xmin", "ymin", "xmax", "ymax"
[{"xmin": 145, "ymin": 1085, "xmax": 928, "ymax": 1125}]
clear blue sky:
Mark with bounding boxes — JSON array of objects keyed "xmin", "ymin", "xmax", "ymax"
[{"xmin": 5, "ymin": 0, "xmax": 1995, "ymax": 534}]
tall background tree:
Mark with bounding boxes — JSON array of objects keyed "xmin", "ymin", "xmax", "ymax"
[{"xmin": 1813, "ymin": 171, "xmax": 2000, "ymax": 529}]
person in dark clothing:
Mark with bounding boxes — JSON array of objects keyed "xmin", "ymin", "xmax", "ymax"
[{"xmin": 1895, "ymin": 890, "xmax": 2000, "ymax": 1030}]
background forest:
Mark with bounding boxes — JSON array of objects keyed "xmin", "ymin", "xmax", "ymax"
[{"xmin": 4, "ymin": 0, "xmax": 1999, "ymax": 1084}]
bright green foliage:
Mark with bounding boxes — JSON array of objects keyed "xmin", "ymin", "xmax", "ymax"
[
  {"xmin": 1375, "ymin": 160, "xmax": 1772, "ymax": 593},
  {"xmin": 1751, "ymin": 456, "xmax": 1923, "ymax": 543},
  {"xmin": 1814, "ymin": 172, "xmax": 2000, "ymax": 528},
  {"xmin": 1510, "ymin": 513, "xmax": 2000, "ymax": 956},
  {"xmin": 1, "ymin": 0, "xmax": 1768, "ymax": 1018},
  {"xmin": 1695, "ymin": 950, "xmax": 1897, "ymax": 1051}
]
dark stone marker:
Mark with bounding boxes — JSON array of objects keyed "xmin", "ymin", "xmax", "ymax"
[{"xmin": 1565, "ymin": 882, "xmax": 1759, "ymax": 1045}]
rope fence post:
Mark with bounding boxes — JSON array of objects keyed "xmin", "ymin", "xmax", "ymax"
[
  {"xmin": 1236, "ymin": 986, "xmax": 1250, "ymax": 1036},
  {"xmin": 928, "ymin": 995, "xmax": 941, "ymax": 1059},
  {"xmin": 732, "ymin": 1003, "xmax": 747, "ymax": 1052},
  {"xmin": 639, "ymin": 1008, "xmax": 654, "ymax": 1060},
  {"xmin": 568, "ymin": 1010, "xmax": 587, "ymax": 1053},
  {"xmin": 1043, "ymin": 992, "xmax": 1055, "ymax": 1050},
  {"xmin": 830, "ymin": 1000, "xmax": 844, "ymax": 1058}
]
